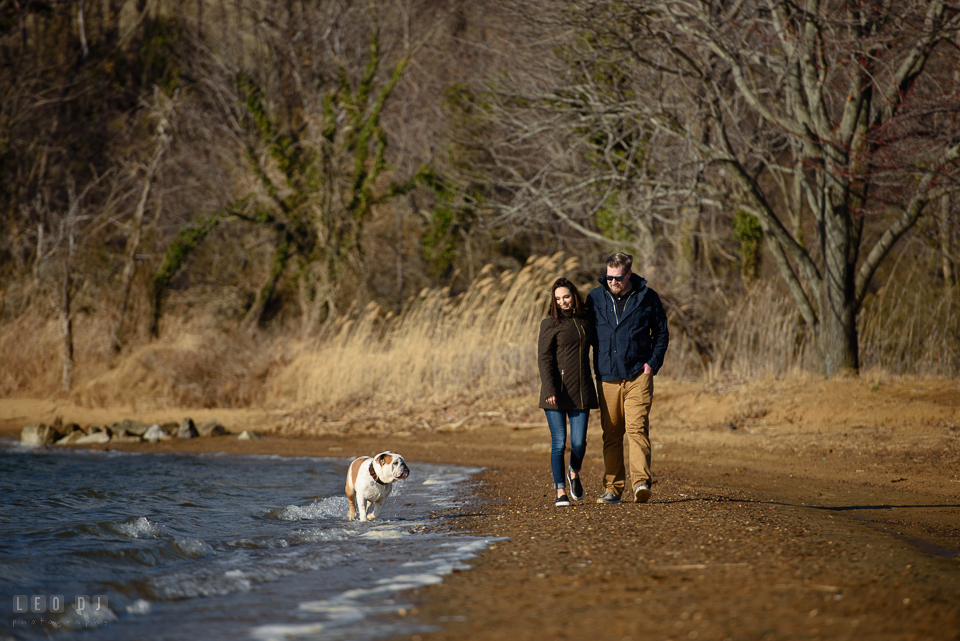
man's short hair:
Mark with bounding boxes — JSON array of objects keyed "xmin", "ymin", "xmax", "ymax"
[{"xmin": 606, "ymin": 252, "xmax": 633, "ymax": 272}]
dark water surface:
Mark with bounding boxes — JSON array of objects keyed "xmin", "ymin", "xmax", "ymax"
[{"xmin": 0, "ymin": 440, "xmax": 497, "ymax": 640}]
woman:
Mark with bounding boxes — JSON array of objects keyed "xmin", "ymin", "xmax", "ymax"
[{"xmin": 538, "ymin": 277, "xmax": 598, "ymax": 506}]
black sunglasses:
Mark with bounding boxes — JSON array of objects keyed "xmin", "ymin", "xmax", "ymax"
[{"xmin": 604, "ymin": 275, "xmax": 626, "ymax": 282}]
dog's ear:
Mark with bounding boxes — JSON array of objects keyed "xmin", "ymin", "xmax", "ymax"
[{"xmin": 377, "ymin": 452, "xmax": 388, "ymax": 464}]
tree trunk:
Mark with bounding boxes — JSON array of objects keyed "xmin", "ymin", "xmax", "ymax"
[
  {"xmin": 941, "ymin": 194, "xmax": 956, "ymax": 287},
  {"xmin": 395, "ymin": 205, "xmax": 404, "ymax": 296},
  {"xmin": 77, "ymin": 0, "xmax": 89, "ymax": 63},
  {"xmin": 815, "ymin": 297, "xmax": 859, "ymax": 377},
  {"xmin": 111, "ymin": 145, "xmax": 163, "ymax": 353},
  {"xmin": 60, "ymin": 255, "xmax": 74, "ymax": 394},
  {"xmin": 102, "ymin": 0, "xmax": 120, "ymax": 47},
  {"xmin": 675, "ymin": 206, "xmax": 700, "ymax": 293},
  {"xmin": 635, "ymin": 212, "xmax": 656, "ymax": 276},
  {"xmin": 818, "ymin": 205, "xmax": 860, "ymax": 376},
  {"xmin": 241, "ymin": 233, "xmax": 291, "ymax": 333}
]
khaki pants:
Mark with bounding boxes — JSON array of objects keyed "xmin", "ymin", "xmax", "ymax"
[{"xmin": 598, "ymin": 373, "xmax": 653, "ymax": 497}]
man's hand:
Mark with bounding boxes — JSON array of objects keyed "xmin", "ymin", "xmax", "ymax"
[
  {"xmin": 642, "ymin": 363, "xmax": 654, "ymax": 376},
  {"xmin": 545, "ymin": 395, "xmax": 557, "ymax": 405}
]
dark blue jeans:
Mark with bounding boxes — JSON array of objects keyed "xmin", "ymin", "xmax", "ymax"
[{"xmin": 544, "ymin": 409, "xmax": 589, "ymax": 489}]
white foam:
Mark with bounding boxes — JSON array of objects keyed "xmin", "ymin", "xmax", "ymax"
[
  {"xmin": 149, "ymin": 563, "xmax": 295, "ymax": 600},
  {"xmin": 286, "ymin": 528, "xmax": 353, "ymax": 544},
  {"xmin": 358, "ymin": 528, "xmax": 404, "ymax": 539},
  {"xmin": 400, "ymin": 536, "xmax": 507, "ymax": 577},
  {"xmin": 444, "ymin": 539, "xmax": 493, "ymax": 555},
  {"xmin": 375, "ymin": 573, "xmax": 446, "ymax": 589},
  {"xmin": 226, "ymin": 536, "xmax": 294, "ymax": 550},
  {"xmin": 296, "ymin": 602, "xmax": 367, "ymax": 622},
  {"xmin": 250, "ymin": 622, "xmax": 328, "ymax": 640},
  {"xmin": 420, "ymin": 467, "xmax": 482, "ymax": 487},
  {"xmin": 338, "ymin": 570, "xmax": 445, "ymax": 601},
  {"xmin": 173, "ymin": 537, "xmax": 214, "ymax": 557},
  {"xmin": 223, "ymin": 569, "xmax": 253, "ymax": 591},
  {"xmin": 126, "ymin": 599, "xmax": 151, "ymax": 615},
  {"xmin": 116, "ymin": 516, "xmax": 163, "ymax": 539},
  {"xmin": 274, "ymin": 497, "xmax": 346, "ymax": 521},
  {"xmin": 280, "ymin": 533, "xmax": 505, "ymax": 638},
  {"xmin": 400, "ymin": 560, "xmax": 461, "ymax": 573},
  {"xmin": 59, "ymin": 599, "xmax": 118, "ymax": 629}
]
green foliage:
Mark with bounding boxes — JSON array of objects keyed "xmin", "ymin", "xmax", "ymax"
[
  {"xmin": 732, "ymin": 210, "xmax": 763, "ymax": 282},
  {"xmin": 237, "ymin": 74, "xmax": 318, "ymax": 202},
  {"xmin": 595, "ymin": 194, "xmax": 632, "ymax": 242},
  {"xmin": 443, "ymin": 83, "xmax": 491, "ymax": 122},
  {"xmin": 345, "ymin": 56, "xmax": 410, "ymax": 220},
  {"xmin": 150, "ymin": 198, "xmax": 251, "ymax": 335},
  {"xmin": 421, "ymin": 176, "xmax": 480, "ymax": 279},
  {"xmin": 164, "ymin": 24, "xmax": 426, "ymax": 331},
  {"xmin": 423, "ymin": 204, "xmax": 460, "ymax": 278},
  {"xmin": 261, "ymin": 233, "xmax": 292, "ymax": 302}
]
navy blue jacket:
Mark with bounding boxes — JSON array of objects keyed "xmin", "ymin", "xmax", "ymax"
[{"xmin": 587, "ymin": 273, "xmax": 669, "ymax": 381}]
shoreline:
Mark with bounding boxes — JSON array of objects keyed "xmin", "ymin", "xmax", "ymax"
[{"xmin": 3, "ymin": 377, "xmax": 959, "ymax": 640}]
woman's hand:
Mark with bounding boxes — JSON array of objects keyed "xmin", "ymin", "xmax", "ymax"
[{"xmin": 545, "ymin": 395, "xmax": 557, "ymax": 406}]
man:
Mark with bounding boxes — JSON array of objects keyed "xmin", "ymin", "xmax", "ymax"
[{"xmin": 587, "ymin": 252, "xmax": 669, "ymax": 504}]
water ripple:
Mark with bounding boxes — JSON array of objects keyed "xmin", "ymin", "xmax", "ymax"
[{"xmin": 0, "ymin": 444, "xmax": 497, "ymax": 641}]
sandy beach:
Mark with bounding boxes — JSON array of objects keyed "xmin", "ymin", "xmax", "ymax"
[{"xmin": 3, "ymin": 376, "xmax": 959, "ymax": 640}]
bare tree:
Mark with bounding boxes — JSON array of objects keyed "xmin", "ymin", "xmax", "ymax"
[
  {"xmin": 56, "ymin": 177, "xmax": 101, "ymax": 392},
  {"xmin": 936, "ymin": 193, "xmax": 958, "ymax": 287},
  {"xmin": 109, "ymin": 88, "xmax": 173, "ymax": 354},
  {"xmin": 483, "ymin": 0, "xmax": 960, "ymax": 376},
  {"xmin": 149, "ymin": 0, "xmax": 453, "ymax": 336}
]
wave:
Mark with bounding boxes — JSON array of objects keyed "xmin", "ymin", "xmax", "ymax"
[{"xmin": 266, "ymin": 497, "xmax": 347, "ymax": 521}]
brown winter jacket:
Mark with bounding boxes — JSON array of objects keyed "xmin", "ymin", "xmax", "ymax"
[{"xmin": 537, "ymin": 309, "xmax": 599, "ymax": 410}]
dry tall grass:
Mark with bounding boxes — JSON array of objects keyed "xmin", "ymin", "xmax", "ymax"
[
  {"xmin": 271, "ymin": 253, "xmax": 580, "ymax": 408},
  {"xmin": 0, "ymin": 303, "xmax": 117, "ymax": 397},
  {"xmin": 708, "ymin": 282, "xmax": 814, "ymax": 381},
  {"xmin": 667, "ymin": 274, "xmax": 960, "ymax": 382},
  {"xmin": 2, "ymin": 253, "xmax": 956, "ymax": 412},
  {"xmin": 860, "ymin": 274, "xmax": 959, "ymax": 377},
  {"xmin": 0, "ymin": 291, "xmax": 285, "ymax": 409}
]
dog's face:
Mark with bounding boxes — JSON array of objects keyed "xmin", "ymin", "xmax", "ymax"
[{"xmin": 376, "ymin": 451, "xmax": 410, "ymax": 482}]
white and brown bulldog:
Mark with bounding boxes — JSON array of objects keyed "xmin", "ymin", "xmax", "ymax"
[{"xmin": 344, "ymin": 451, "xmax": 411, "ymax": 521}]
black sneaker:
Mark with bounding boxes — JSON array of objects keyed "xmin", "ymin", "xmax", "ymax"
[
  {"xmin": 567, "ymin": 471, "xmax": 584, "ymax": 501},
  {"xmin": 596, "ymin": 492, "xmax": 621, "ymax": 504},
  {"xmin": 556, "ymin": 494, "xmax": 571, "ymax": 507}
]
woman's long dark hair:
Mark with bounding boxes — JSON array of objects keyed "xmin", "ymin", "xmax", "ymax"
[{"xmin": 548, "ymin": 278, "xmax": 587, "ymax": 323}]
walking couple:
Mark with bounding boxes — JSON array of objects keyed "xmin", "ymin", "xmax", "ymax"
[{"xmin": 537, "ymin": 252, "xmax": 669, "ymax": 506}]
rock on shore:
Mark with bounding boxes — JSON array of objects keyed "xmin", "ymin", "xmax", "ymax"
[{"xmin": 19, "ymin": 417, "xmax": 236, "ymax": 447}]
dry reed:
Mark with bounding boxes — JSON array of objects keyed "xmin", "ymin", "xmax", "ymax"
[
  {"xmin": 859, "ymin": 274, "xmax": 959, "ymax": 377},
  {"xmin": 270, "ymin": 253, "xmax": 580, "ymax": 408},
  {"xmin": 677, "ymin": 274, "xmax": 960, "ymax": 382},
  {"xmin": 683, "ymin": 281, "xmax": 815, "ymax": 382},
  {"xmin": 3, "ymin": 255, "xmax": 956, "ymax": 411}
]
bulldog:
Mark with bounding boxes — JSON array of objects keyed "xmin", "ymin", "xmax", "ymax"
[{"xmin": 345, "ymin": 451, "xmax": 411, "ymax": 521}]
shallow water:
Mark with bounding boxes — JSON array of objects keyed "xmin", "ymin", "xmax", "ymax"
[{"xmin": 0, "ymin": 440, "xmax": 498, "ymax": 640}]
